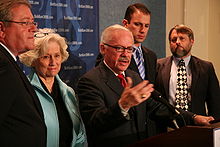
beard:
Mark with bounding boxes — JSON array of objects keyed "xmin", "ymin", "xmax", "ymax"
[{"xmin": 172, "ymin": 45, "xmax": 191, "ymax": 58}]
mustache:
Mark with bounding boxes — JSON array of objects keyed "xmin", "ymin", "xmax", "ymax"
[
  {"xmin": 176, "ymin": 44, "xmax": 183, "ymax": 49},
  {"xmin": 118, "ymin": 57, "xmax": 130, "ymax": 62}
]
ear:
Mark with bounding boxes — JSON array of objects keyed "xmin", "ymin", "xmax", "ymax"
[
  {"xmin": 122, "ymin": 19, "xmax": 129, "ymax": 27},
  {"xmin": 100, "ymin": 44, "xmax": 106, "ymax": 55},
  {"xmin": 190, "ymin": 39, "xmax": 194, "ymax": 45},
  {"xmin": 0, "ymin": 22, "xmax": 6, "ymax": 38}
]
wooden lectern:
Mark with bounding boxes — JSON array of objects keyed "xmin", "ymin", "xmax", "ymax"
[{"xmin": 129, "ymin": 122, "xmax": 220, "ymax": 147}]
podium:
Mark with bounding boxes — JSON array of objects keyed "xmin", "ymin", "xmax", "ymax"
[{"xmin": 129, "ymin": 122, "xmax": 220, "ymax": 147}]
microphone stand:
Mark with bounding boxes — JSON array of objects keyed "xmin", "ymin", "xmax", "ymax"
[{"xmin": 151, "ymin": 90, "xmax": 186, "ymax": 129}]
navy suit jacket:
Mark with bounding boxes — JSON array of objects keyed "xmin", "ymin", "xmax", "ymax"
[
  {"xmin": 0, "ymin": 44, "xmax": 46, "ymax": 147},
  {"xmin": 156, "ymin": 56, "xmax": 220, "ymax": 118}
]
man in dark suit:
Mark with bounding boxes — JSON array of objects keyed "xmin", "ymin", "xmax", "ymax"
[
  {"xmin": 96, "ymin": 3, "xmax": 157, "ymax": 83},
  {"xmin": 0, "ymin": 0, "xmax": 46, "ymax": 146},
  {"xmin": 95, "ymin": 3, "xmax": 160, "ymax": 136},
  {"xmin": 122, "ymin": 3, "xmax": 157, "ymax": 83},
  {"xmin": 156, "ymin": 24, "xmax": 220, "ymax": 119},
  {"xmin": 77, "ymin": 24, "xmax": 214, "ymax": 147}
]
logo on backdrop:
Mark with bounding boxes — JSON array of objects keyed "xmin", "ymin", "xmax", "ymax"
[{"xmin": 27, "ymin": 0, "xmax": 99, "ymax": 90}]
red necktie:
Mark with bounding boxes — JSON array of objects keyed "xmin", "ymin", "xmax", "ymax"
[{"xmin": 117, "ymin": 74, "xmax": 127, "ymax": 87}]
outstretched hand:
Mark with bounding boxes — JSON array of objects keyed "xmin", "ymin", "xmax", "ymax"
[{"xmin": 118, "ymin": 77, "xmax": 154, "ymax": 110}]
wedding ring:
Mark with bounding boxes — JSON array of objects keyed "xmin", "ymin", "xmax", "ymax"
[{"xmin": 141, "ymin": 94, "xmax": 147, "ymax": 98}]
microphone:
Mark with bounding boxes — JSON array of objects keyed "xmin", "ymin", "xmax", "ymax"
[
  {"xmin": 151, "ymin": 90, "xmax": 180, "ymax": 115},
  {"xmin": 151, "ymin": 90, "xmax": 186, "ymax": 129}
]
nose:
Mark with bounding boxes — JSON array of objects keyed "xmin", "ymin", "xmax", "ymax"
[
  {"xmin": 176, "ymin": 38, "xmax": 181, "ymax": 44},
  {"xmin": 33, "ymin": 24, "xmax": 38, "ymax": 32},
  {"xmin": 49, "ymin": 56, "xmax": 56, "ymax": 65},
  {"xmin": 120, "ymin": 51, "xmax": 132, "ymax": 58},
  {"xmin": 34, "ymin": 28, "xmax": 39, "ymax": 33},
  {"xmin": 139, "ymin": 25, "xmax": 147, "ymax": 33},
  {"xmin": 29, "ymin": 22, "xmax": 38, "ymax": 33},
  {"xmin": 140, "ymin": 26, "xmax": 145, "ymax": 32}
]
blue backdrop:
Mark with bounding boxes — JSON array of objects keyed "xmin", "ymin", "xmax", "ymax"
[{"xmin": 28, "ymin": 0, "xmax": 99, "ymax": 90}]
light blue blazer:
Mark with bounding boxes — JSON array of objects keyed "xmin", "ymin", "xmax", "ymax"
[{"xmin": 28, "ymin": 71, "xmax": 87, "ymax": 147}]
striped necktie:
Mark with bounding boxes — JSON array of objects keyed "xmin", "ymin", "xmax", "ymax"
[
  {"xmin": 135, "ymin": 47, "xmax": 145, "ymax": 80},
  {"xmin": 175, "ymin": 59, "xmax": 189, "ymax": 111}
]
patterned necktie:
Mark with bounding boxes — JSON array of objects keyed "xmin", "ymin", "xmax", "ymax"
[
  {"xmin": 135, "ymin": 48, "xmax": 145, "ymax": 80},
  {"xmin": 117, "ymin": 74, "xmax": 127, "ymax": 87},
  {"xmin": 175, "ymin": 59, "xmax": 189, "ymax": 111}
]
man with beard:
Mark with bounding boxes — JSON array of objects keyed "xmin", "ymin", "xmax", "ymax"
[
  {"xmin": 156, "ymin": 24, "xmax": 220, "ymax": 119},
  {"xmin": 77, "ymin": 24, "xmax": 214, "ymax": 147}
]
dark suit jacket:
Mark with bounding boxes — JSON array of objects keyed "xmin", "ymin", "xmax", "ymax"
[
  {"xmin": 0, "ymin": 44, "xmax": 46, "ymax": 147},
  {"xmin": 77, "ymin": 62, "xmax": 194, "ymax": 147},
  {"xmin": 129, "ymin": 46, "xmax": 164, "ymax": 137},
  {"xmin": 156, "ymin": 56, "xmax": 220, "ymax": 118},
  {"xmin": 129, "ymin": 46, "xmax": 157, "ymax": 83},
  {"xmin": 95, "ymin": 46, "xmax": 167, "ymax": 137}
]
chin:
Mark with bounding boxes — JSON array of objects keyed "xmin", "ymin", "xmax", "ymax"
[
  {"xmin": 120, "ymin": 67, "xmax": 128, "ymax": 72},
  {"xmin": 18, "ymin": 49, "xmax": 30, "ymax": 55}
]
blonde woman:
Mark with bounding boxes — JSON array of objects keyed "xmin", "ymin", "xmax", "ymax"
[{"xmin": 19, "ymin": 28, "xmax": 87, "ymax": 147}]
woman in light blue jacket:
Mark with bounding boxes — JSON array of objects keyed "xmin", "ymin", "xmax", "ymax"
[{"xmin": 19, "ymin": 28, "xmax": 87, "ymax": 147}]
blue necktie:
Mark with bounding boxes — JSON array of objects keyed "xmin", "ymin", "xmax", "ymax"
[
  {"xmin": 16, "ymin": 56, "xmax": 24, "ymax": 69},
  {"xmin": 135, "ymin": 48, "xmax": 145, "ymax": 80}
]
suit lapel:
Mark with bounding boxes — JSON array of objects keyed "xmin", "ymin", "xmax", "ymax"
[
  {"xmin": 162, "ymin": 57, "xmax": 173, "ymax": 99},
  {"xmin": 0, "ymin": 45, "xmax": 44, "ymax": 120},
  {"xmin": 130, "ymin": 57, "xmax": 139, "ymax": 73},
  {"xmin": 99, "ymin": 62, "xmax": 124, "ymax": 96},
  {"xmin": 189, "ymin": 56, "xmax": 200, "ymax": 95},
  {"xmin": 142, "ymin": 47, "xmax": 150, "ymax": 79}
]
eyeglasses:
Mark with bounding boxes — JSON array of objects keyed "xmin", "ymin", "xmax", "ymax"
[
  {"xmin": 34, "ymin": 32, "xmax": 50, "ymax": 38},
  {"xmin": 103, "ymin": 43, "xmax": 134, "ymax": 53},
  {"xmin": 0, "ymin": 20, "xmax": 38, "ymax": 27}
]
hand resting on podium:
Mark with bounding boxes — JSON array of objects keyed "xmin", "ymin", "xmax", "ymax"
[
  {"xmin": 193, "ymin": 114, "xmax": 214, "ymax": 126},
  {"xmin": 209, "ymin": 118, "xmax": 220, "ymax": 124}
]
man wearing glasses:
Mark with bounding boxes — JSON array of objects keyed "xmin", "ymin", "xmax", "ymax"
[
  {"xmin": 0, "ymin": 0, "xmax": 46, "ymax": 146},
  {"xmin": 96, "ymin": 3, "xmax": 156, "ymax": 83},
  {"xmin": 77, "ymin": 24, "xmax": 214, "ymax": 147}
]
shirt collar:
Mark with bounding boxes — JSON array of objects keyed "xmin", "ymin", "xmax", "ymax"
[
  {"xmin": 173, "ymin": 55, "xmax": 191, "ymax": 66},
  {"xmin": 0, "ymin": 42, "xmax": 17, "ymax": 61},
  {"xmin": 103, "ymin": 60, "xmax": 125, "ymax": 76},
  {"xmin": 132, "ymin": 44, "xmax": 142, "ymax": 52}
]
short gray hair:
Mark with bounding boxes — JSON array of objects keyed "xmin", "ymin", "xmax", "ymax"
[
  {"xmin": 100, "ymin": 24, "xmax": 133, "ymax": 44},
  {"xmin": 19, "ymin": 28, "xmax": 69, "ymax": 67}
]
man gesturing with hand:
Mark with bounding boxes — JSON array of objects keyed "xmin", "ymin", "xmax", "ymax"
[
  {"xmin": 119, "ymin": 77, "xmax": 153, "ymax": 111},
  {"xmin": 77, "ymin": 24, "xmax": 213, "ymax": 147}
]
